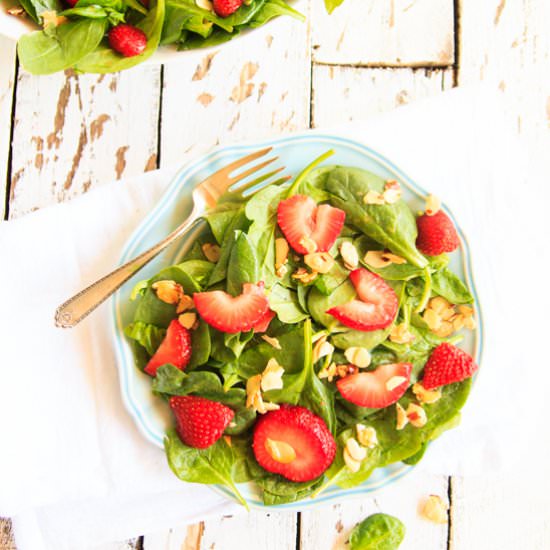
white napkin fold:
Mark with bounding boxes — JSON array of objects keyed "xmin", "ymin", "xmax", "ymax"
[{"xmin": 1, "ymin": 87, "xmax": 549, "ymax": 550}]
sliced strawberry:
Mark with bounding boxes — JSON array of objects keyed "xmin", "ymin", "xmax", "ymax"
[
  {"xmin": 327, "ymin": 268, "xmax": 398, "ymax": 331},
  {"xmin": 253, "ymin": 405, "xmax": 336, "ymax": 482},
  {"xmin": 144, "ymin": 319, "xmax": 191, "ymax": 377},
  {"xmin": 170, "ymin": 395, "xmax": 234, "ymax": 449},
  {"xmin": 421, "ymin": 343, "xmax": 478, "ymax": 389},
  {"xmin": 337, "ymin": 363, "xmax": 412, "ymax": 408},
  {"xmin": 416, "ymin": 210, "xmax": 459, "ymax": 256},
  {"xmin": 252, "ymin": 308, "xmax": 276, "ymax": 333},
  {"xmin": 277, "ymin": 194, "xmax": 345, "ymax": 254},
  {"xmin": 193, "ymin": 282, "xmax": 269, "ymax": 334}
]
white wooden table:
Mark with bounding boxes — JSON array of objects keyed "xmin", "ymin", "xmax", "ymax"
[{"xmin": 1, "ymin": 1, "xmax": 550, "ymax": 548}]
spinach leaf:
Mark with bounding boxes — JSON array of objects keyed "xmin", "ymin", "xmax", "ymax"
[
  {"xmin": 134, "ymin": 287, "xmax": 176, "ymax": 328},
  {"xmin": 227, "ymin": 231, "xmax": 259, "ymax": 296},
  {"xmin": 18, "ymin": 0, "xmax": 62, "ymax": 24},
  {"xmin": 323, "ymin": 0, "xmax": 345, "ymax": 14},
  {"xmin": 75, "ymin": 0, "xmax": 165, "ymax": 73},
  {"xmin": 188, "ymin": 321, "xmax": 211, "ymax": 369},
  {"xmin": 249, "ymin": 0, "xmax": 305, "ymax": 27},
  {"xmin": 307, "ymin": 280, "xmax": 356, "ymax": 329},
  {"xmin": 205, "ymin": 208, "xmax": 241, "ymax": 245},
  {"xmin": 349, "ymin": 513, "xmax": 405, "ymax": 550},
  {"xmin": 317, "ymin": 167, "xmax": 427, "ymax": 268},
  {"xmin": 165, "ymin": 429, "xmax": 247, "ymax": 507},
  {"xmin": 331, "ymin": 327, "xmax": 390, "ymax": 351},
  {"xmin": 245, "ymin": 184, "xmax": 286, "ymax": 288},
  {"xmin": 18, "ymin": 18, "xmax": 108, "ymax": 75},
  {"xmin": 431, "ymin": 268, "xmax": 474, "ymax": 304},
  {"xmin": 224, "ymin": 330, "xmax": 254, "ymax": 359},
  {"xmin": 258, "ymin": 475, "xmax": 324, "ymax": 505},
  {"xmin": 268, "ymin": 284, "xmax": 309, "ymax": 324},
  {"xmin": 124, "ymin": 321, "xmax": 166, "ymax": 356}
]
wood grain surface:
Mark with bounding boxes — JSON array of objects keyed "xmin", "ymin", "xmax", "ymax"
[{"xmin": 1, "ymin": 0, "xmax": 549, "ymax": 548}]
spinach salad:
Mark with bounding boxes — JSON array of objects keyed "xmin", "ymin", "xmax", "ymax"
[{"xmin": 125, "ymin": 150, "xmax": 478, "ymax": 506}]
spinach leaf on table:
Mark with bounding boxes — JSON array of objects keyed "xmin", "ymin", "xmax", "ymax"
[
  {"xmin": 165, "ymin": 429, "xmax": 247, "ymax": 507},
  {"xmin": 323, "ymin": 0, "xmax": 345, "ymax": 15},
  {"xmin": 17, "ymin": 17, "xmax": 108, "ymax": 75},
  {"xmin": 349, "ymin": 513, "xmax": 405, "ymax": 550}
]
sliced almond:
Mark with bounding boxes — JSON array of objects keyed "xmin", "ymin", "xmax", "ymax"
[
  {"xmin": 423, "ymin": 308, "xmax": 442, "ymax": 331},
  {"xmin": 429, "ymin": 296, "xmax": 451, "ymax": 314},
  {"xmin": 313, "ymin": 336, "xmax": 334, "ymax": 363},
  {"xmin": 343, "ymin": 448, "xmax": 361, "ymax": 472},
  {"xmin": 260, "ymin": 358, "xmax": 284, "ymax": 392},
  {"xmin": 336, "ymin": 364, "xmax": 358, "ymax": 378},
  {"xmin": 275, "ymin": 238, "xmax": 290, "ymax": 270},
  {"xmin": 421, "ymin": 495, "xmax": 448, "ymax": 523},
  {"xmin": 407, "ymin": 403, "xmax": 428, "ymax": 427},
  {"xmin": 457, "ymin": 305, "xmax": 474, "ymax": 316},
  {"xmin": 178, "ymin": 312, "xmax": 197, "ymax": 329},
  {"xmin": 363, "ymin": 190, "xmax": 385, "ymax": 205},
  {"xmin": 152, "ymin": 280, "xmax": 184, "ymax": 305},
  {"xmin": 433, "ymin": 321, "xmax": 454, "ymax": 338},
  {"xmin": 42, "ymin": 10, "xmax": 67, "ymax": 27},
  {"xmin": 318, "ymin": 362, "xmax": 337, "ymax": 382},
  {"xmin": 356, "ymin": 424, "xmax": 378, "ymax": 449},
  {"xmin": 304, "ymin": 252, "xmax": 334, "ymax": 274},
  {"xmin": 451, "ymin": 314, "xmax": 465, "ymax": 331},
  {"xmin": 202, "ymin": 242, "xmax": 221, "ymax": 263},
  {"xmin": 196, "ymin": 0, "xmax": 214, "ymax": 10},
  {"xmin": 463, "ymin": 315, "xmax": 477, "ymax": 330},
  {"xmin": 298, "ymin": 236, "xmax": 318, "ymax": 254},
  {"xmin": 176, "ymin": 294, "xmax": 194, "ymax": 314},
  {"xmin": 425, "ymin": 195, "xmax": 441, "ymax": 216},
  {"xmin": 390, "ymin": 323, "xmax": 416, "ymax": 344},
  {"xmin": 275, "ymin": 264, "xmax": 288, "ymax": 278},
  {"xmin": 396, "ymin": 403, "xmax": 409, "ymax": 430},
  {"xmin": 386, "ymin": 376, "xmax": 407, "ymax": 392},
  {"xmin": 292, "ymin": 268, "xmax": 318, "ymax": 284},
  {"xmin": 383, "ymin": 188, "xmax": 401, "ymax": 204},
  {"xmin": 363, "ymin": 250, "xmax": 406, "ymax": 269},
  {"xmin": 412, "ymin": 383, "xmax": 442, "ymax": 404},
  {"xmin": 340, "ymin": 241, "xmax": 359, "ymax": 270},
  {"xmin": 345, "ymin": 437, "xmax": 367, "ymax": 461},
  {"xmin": 265, "ymin": 438, "xmax": 296, "ymax": 464},
  {"xmin": 261, "ymin": 335, "xmax": 282, "ymax": 350},
  {"xmin": 344, "ymin": 347, "xmax": 371, "ymax": 368},
  {"xmin": 246, "ymin": 375, "xmax": 262, "ymax": 409}
]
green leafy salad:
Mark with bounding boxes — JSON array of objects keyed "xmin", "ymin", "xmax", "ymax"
[
  {"xmin": 13, "ymin": 0, "xmax": 304, "ymax": 75},
  {"xmin": 125, "ymin": 151, "xmax": 479, "ymax": 506}
]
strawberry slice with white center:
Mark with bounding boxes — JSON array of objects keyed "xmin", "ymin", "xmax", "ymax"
[
  {"xmin": 252, "ymin": 308, "xmax": 276, "ymax": 333},
  {"xmin": 327, "ymin": 268, "xmax": 398, "ymax": 331},
  {"xmin": 337, "ymin": 363, "xmax": 412, "ymax": 408},
  {"xmin": 277, "ymin": 194, "xmax": 345, "ymax": 254},
  {"xmin": 144, "ymin": 319, "xmax": 191, "ymax": 377},
  {"xmin": 193, "ymin": 282, "xmax": 269, "ymax": 334}
]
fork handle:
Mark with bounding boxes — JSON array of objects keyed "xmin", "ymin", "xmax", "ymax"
[{"xmin": 55, "ymin": 210, "xmax": 201, "ymax": 328}]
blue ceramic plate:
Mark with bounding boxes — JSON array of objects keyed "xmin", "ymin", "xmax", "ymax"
[{"xmin": 111, "ymin": 133, "xmax": 483, "ymax": 510}]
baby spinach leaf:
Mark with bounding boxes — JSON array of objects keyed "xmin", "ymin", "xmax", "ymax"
[
  {"xmin": 224, "ymin": 330, "xmax": 254, "ymax": 359},
  {"xmin": 18, "ymin": 0, "xmax": 62, "ymax": 24},
  {"xmin": 188, "ymin": 321, "xmax": 211, "ymax": 369},
  {"xmin": 124, "ymin": 321, "xmax": 166, "ymax": 356},
  {"xmin": 227, "ymin": 231, "xmax": 259, "ymax": 296},
  {"xmin": 258, "ymin": 475, "xmax": 324, "ymax": 505},
  {"xmin": 431, "ymin": 268, "xmax": 474, "ymax": 304},
  {"xmin": 307, "ymin": 280, "xmax": 356, "ymax": 329},
  {"xmin": 349, "ymin": 513, "xmax": 405, "ymax": 550},
  {"xmin": 134, "ymin": 288, "xmax": 176, "ymax": 328},
  {"xmin": 75, "ymin": 0, "xmax": 165, "ymax": 73},
  {"xmin": 268, "ymin": 284, "xmax": 308, "ymax": 324},
  {"xmin": 285, "ymin": 150, "xmax": 334, "ymax": 198},
  {"xmin": 331, "ymin": 327, "xmax": 390, "ymax": 351},
  {"xmin": 205, "ymin": 207, "xmax": 241, "ymax": 245},
  {"xmin": 319, "ymin": 167, "xmax": 428, "ymax": 268},
  {"xmin": 18, "ymin": 18, "xmax": 108, "ymax": 75},
  {"xmin": 249, "ymin": 0, "xmax": 305, "ymax": 27},
  {"xmin": 165, "ymin": 429, "xmax": 247, "ymax": 507}
]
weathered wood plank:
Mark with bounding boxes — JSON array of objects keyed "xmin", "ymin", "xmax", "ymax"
[
  {"xmin": 300, "ymin": 471, "xmax": 450, "ymax": 550},
  {"xmin": 0, "ymin": 37, "xmax": 16, "ymax": 219},
  {"xmin": 311, "ymin": 66, "xmax": 454, "ymax": 127},
  {"xmin": 311, "ymin": 0, "xmax": 455, "ymax": 67},
  {"xmin": 94, "ymin": 538, "xmax": 142, "ymax": 550},
  {"xmin": 458, "ymin": 0, "xmax": 550, "ymax": 152},
  {"xmin": 8, "ymin": 65, "xmax": 161, "ymax": 219},
  {"xmin": 142, "ymin": 512, "xmax": 297, "ymax": 549},
  {"xmin": 450, "ymin": 474, "xmax": 550, "ymax": 550},
  {"xmin": 159, "ymin": 9, "xmax": 311, "ymax": 166},
  {"xmin": 0, "ymin": 518, "xmax": 16, "ymax": 550}
]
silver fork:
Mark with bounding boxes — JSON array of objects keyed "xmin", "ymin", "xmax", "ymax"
[{"xmin": 55, "ymin": 147, "xmax": 287, "ymax": 328}]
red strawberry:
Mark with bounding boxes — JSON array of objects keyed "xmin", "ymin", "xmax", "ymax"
[
  {"xmin": 170, "ymin": 395, "xmax": 234, "ymax": 449},
  {"xmin": 144, "ymin": 319, "xmax": 192, "ymax": 377},
  {"xmin": 337, "ymin": 363, "xmax": 412, "ymax": 408},
  {"xmin": 253, "ymin": 405, "xmax": 336, "ymax": 482},
  {"xmin": 421, "ymin": 343, "xmax": 478, "ymax": 389},
  {"xmin": 327, "ymin": 268, "xmax": 398, "ymax": 331},
  {"xmin": 213, "ymin": 0, "xmax": 242, "ymax": 17},
  {"xmin": 252, "ymin": 308, "xmax": 275, "ymax": 333},
  {"xmin": 193, "ymin": 282, "xmax": 269, "ymax": 334},
  {"xmin": 416, "ymin": 210, "xmax": 459, "ymax": 256},
  {"xmin": 277, "ymin": 195, "xmax": 345, "ymax": 254},
  {"xmin": 64, "ymin": 0, "xmax": 78, "ymax": 6},
  {"xmin": 108, "ymin": 24, "xmax": 147, "ymax": 58}
]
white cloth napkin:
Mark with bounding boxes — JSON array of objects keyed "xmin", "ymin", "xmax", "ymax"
[{"xmin": 1, "ymin": 87, "xmax": 549, "ymax": 549}]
